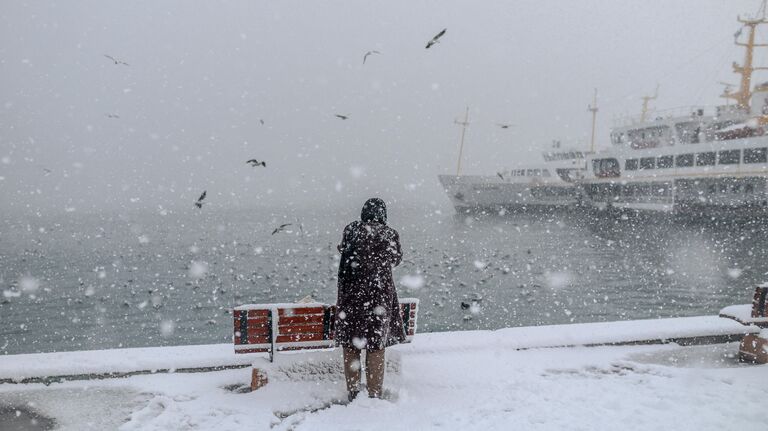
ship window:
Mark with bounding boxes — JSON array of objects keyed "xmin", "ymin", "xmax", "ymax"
[
  {"xmin": 675, "ymin": 153, "xmax": 694, "ymax": 167},
  {"xmin": 625, "ymin": 159, "xmax": 638, "ymax": 170},
  {"xmin": 593, "ymin": 158, "xmax": 620, "ymax": 178},
  {"xmin": 696, "ymin": 152, "xmax": 716, "ymax": 166},
  {"xmin": 639, "ymin": 157, "xmax": 655, "ymax": 170},
  {"xmin": 744, "ymin": 147, "xmax": 768, "ymax": 163},
  {"xmin": 657, "ymin": 155, "xmax": 673, "ymax": 169},
  {"xmin": 718, "ymin": 150, "xmax": 740, "ymax": 165}
]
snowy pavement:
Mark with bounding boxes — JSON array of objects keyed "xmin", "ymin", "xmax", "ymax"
[{"xmin": 0, "ymin": 318, "xmax": 765, "ymax": 430}]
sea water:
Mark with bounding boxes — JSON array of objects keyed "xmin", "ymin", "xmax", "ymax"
[{"xmin": 1, "ymin": 205, "xmax": 766, "ymax": 355}]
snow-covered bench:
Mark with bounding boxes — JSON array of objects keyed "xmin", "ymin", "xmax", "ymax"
[
  {"xmin": 233, "ymin": 298, "xmax": 418, "ymax": 360},
  {"xmin": 233, "ymin": 298, "xmax": 419, "ymax": 390},
  {"xmin": 719, "ymin": 284, "xmax": 768, "ymax": 363}
]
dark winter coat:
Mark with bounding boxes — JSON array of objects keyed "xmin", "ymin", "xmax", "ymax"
[{"xmin": 335, "ymin": 200, "xmax": 406, "ymax": 350}]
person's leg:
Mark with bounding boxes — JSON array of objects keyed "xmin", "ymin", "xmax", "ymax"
[
  {"xmin": 365, "ymin": 348, "xmax": 385, "ymax": 398},
  {"xmin": 343, "ymin": 347, "xmax": 362, "ymax": 400}
]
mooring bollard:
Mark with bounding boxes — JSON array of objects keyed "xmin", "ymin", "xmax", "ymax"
[{"xmin": 250, "ymin": 367, "xmax": 269, "ymax": 391}]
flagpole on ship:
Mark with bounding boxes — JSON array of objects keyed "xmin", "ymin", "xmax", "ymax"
[{"xmin": 454, "ymin": 106, "xmax": 470, "ymax": 176}]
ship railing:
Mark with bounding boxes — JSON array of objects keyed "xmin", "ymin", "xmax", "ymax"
[{"xmin": 611, "ymin": 105, "xmax": 745, "ymax": 128}]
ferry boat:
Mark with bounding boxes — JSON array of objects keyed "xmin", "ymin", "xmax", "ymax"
[
  {"xmin": 438, "ymin": 101, "xmax": 596, "ymax": 213},
  {"xmin": 582, "ymin": 10, "xmax": 768, "ymax": 217},
  {"xmin": 438, "ymin": 147, "xmax": 588, "ymax": 213}
]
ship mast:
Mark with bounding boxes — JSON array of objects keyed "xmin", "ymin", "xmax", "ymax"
[
  {"xmin": 454, "ymin": 106, "xmax": 470, "ymax": 176},
  {"xmin": 639, "ymin": 84, "xmax": 659, "ymax": 122},
  {"xmin": 587, "ymin": 88, "xmax": 598, "ymax": 153},
  {"xmin": 724, "ymin": 1, "xmax": 768, "ymax": 113}
]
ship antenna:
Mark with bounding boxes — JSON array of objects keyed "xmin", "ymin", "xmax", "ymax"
[
  {"xmin": 587, "ymin": 88, "xmax": 598, "ymax": 153},
  {"xmin": 726, "ymin": 1, "xmax": 768, "ymax": 113},
  {"xmin": 454, "ymin": 106, "xmax": 470, "ymax": 176},
  {"xmin": 639, "ymin": 84, "xmax": 659, "ymax": 122}
]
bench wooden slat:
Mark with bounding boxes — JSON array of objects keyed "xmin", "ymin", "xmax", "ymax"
[
  {"xmin": 247, "ymin": 309, "xmax": 270, "ymax": 318},
  {"xmin": 244, "ymin": 327, "xmax": 271, "ymax": 337},
  {"xmin": 279, "ymin": 315, "xmax": 324, "ymax": 325},
  {"xmin": 276, "ymin": 340, "xmax": 336, "ymax": 351},
  {"xmin": 247, "ymin": 335, "xmax": 271, "ymax": 344},
  {"xmin": 278, "ymin": 307, "xmax": 324, "ymax": 316},
  {"xmin": 279, "ymin": 324, "xmax": 324, "ymax": 335},
  {"xmin": 235, "ymin": 346, "xmax": 271, "ymax": 354},
  {"xmin": 276, "ymin": 333, "xmax": 325, "ymax": 343}
]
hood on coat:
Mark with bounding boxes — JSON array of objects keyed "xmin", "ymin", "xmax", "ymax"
[{"xmin": 361, "ymin": 198, "xmax": 387, "ymax": 224}]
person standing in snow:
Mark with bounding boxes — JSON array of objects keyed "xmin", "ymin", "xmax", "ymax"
[{"xmin": 335, "ymin": 198, "xmax": 406, "ymax": 401}]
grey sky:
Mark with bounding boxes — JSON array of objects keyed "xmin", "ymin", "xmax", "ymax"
[{"xmin": 0, "ymin": 0, "xmax": 764, "ymax": 215}]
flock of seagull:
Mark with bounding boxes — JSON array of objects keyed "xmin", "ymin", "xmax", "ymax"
[{"xmin": 99, "ymin": 28, "xmax": 510, "ymax": 236}]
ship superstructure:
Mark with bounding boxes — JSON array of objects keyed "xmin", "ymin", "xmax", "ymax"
[{"xmin": 582, "ymin": 8, "xmax": 768, "ymax": 216}]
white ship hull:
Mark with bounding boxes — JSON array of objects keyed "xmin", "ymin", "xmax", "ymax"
[{"xmin": 438, "ymin": 174, "xmax": 581, "ymax": 212}]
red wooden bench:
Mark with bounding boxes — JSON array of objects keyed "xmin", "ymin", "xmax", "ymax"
[{"xmin": 233, "ymin": 298, "xmax": 419, "ymax": 362}]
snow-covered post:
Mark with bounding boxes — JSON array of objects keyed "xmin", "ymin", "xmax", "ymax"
[{"xmin": 739, "ymin": 283, "xmax": 768, "ymax": 363}]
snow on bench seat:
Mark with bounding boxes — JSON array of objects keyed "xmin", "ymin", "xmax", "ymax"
[{"xmin": 719, "ymin": 284, "xmax": 768, "ymax": 328}]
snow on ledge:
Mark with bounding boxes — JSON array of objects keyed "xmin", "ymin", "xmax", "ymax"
[
  {"xmin": 391, "ymin": 315, "xmax": 758, "ymax": 355},
  {"xmin": 0, "ymin": 343, "xmax": 259, "ymax": 384},
  {"xmin": 0, "ymin": 314, "xmax": 757, "ymax": 383}
]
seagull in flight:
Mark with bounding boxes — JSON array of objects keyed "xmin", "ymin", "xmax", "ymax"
[
  {"xmin": 259, "ymin": 119, "xmax": 265, "ymax": 125},
  {"xmin": 496, "ymin": 123, "xmax": 514, "ymax": 129},
  {"xmin": 425, "ymin": 28, "xmax": 447, "ymax": 49},
  {"xmin": 497, "ymin": 172, "xmax": 504, "ymax": 180},
  {"xmin": 363, "ymin": 50, "xmax": 381, "ymax": 64},
  {"xmin": 106, "ymin": 113, "xmax": 120, "ymax": 119},
  {"xmin": 194, "ymin": 191, "xmax": 207, "ymax": 209},
  {"xmin": 104, "ymin": 55, "xmax": 129, "ymax": 66},
  {"xmin": 246, "ymin": 159, "xmax": 266, "ymax": 167},
  {"xmin": 271, "ymin": 223, "xmax": 292, "ymax": 235},
  {"xmin": 335, "ymin": 114, "xmax": 349, "ymax": 120}
]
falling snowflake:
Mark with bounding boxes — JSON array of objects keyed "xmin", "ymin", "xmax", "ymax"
[
  {"xmin": 160, "ymin": 320, "xmax": 175, "ymax": 337},
  {"xmin": 19, "ymin": 276, "xmax": 40, "ymax": 293},
  {"xmin": 544, "ymin": 271, "xmax": 571, "ymax": 289},
  {"xmin": 399, "ymin": 274, "xmax": 425, "ymax": 290},
  {"xmin": 352, "ymin": 337, "xmax": 367, "ymax": 349},
  {"xmin": 189, "ymin": 261, "xmax": 208, "ymax": 279}
]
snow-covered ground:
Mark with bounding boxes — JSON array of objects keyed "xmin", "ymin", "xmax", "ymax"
[{"xmin": 0, "ymin": 318, "xmax": 765, "ymax": 430}]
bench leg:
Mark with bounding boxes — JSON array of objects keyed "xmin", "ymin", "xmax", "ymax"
[{"xmin": 250, "ymin": 368, "xmax": 269, "ymax": 391}]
